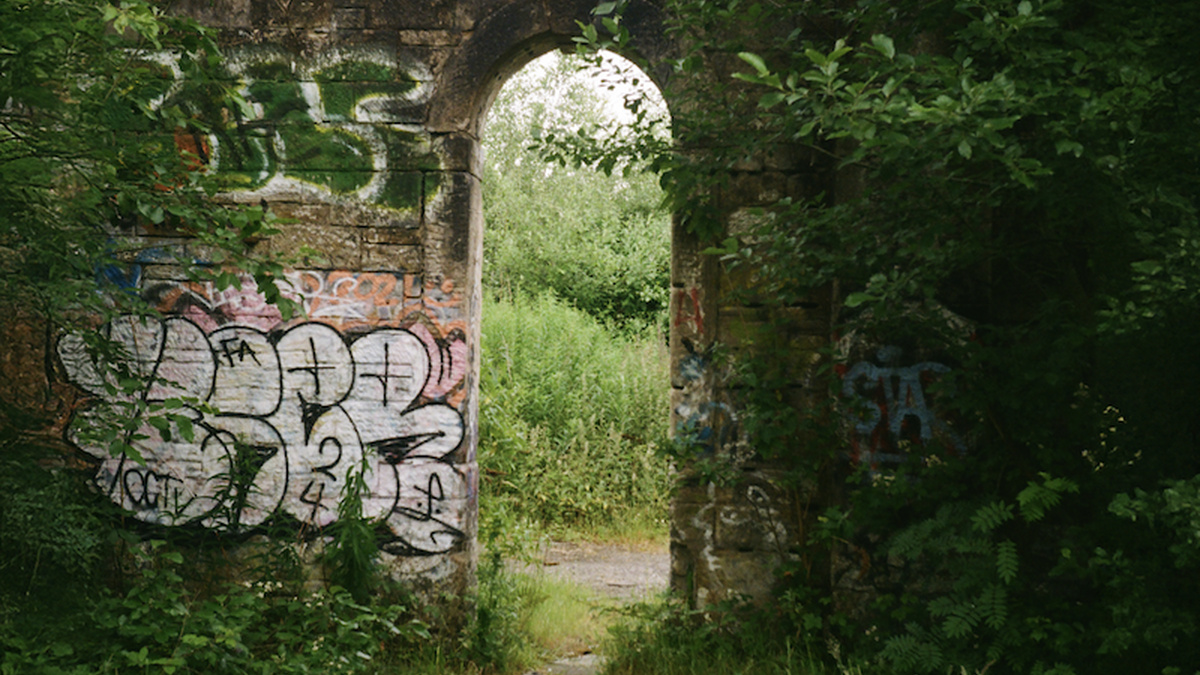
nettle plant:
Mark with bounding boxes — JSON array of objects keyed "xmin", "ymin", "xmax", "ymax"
[{"xmin": 576, "ymin": 0, "xmax": 1200, "ymax": 672}]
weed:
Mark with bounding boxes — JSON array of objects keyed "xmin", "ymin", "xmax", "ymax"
[
  {"xmin": 602, "ymin": 596, "xmax": 836, "ymax": 675},
  {"xmin": 478, "ymin": 292, "xmax": 671, "ymax": 540}
]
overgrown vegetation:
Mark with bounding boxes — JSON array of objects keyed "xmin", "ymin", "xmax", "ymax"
[
  {"xmin": 575, "ymin": 0, "xmax": 1200, "ymax": 673},
  {"xmin": 482, "ymin": 51, "xmax": 671, "ymax": 332},
  {"xmin": 604, "ymin": 598, "xmax": 833, "ymax": 675},
  {"xmin": 478, "ymin": 51, "xmax": 673, "ymax": 543},
  {"xmin": 479, "ymin": 292, "xmax": 670, "ymax": 540},
  {"xmin": 2, "ymin": 427, "xmax": 599, "ymax": 675}
]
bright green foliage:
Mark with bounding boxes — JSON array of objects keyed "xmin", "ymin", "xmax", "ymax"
[
  {"xmin": 478, "ymin": 51, "xmax": 672, "ymax": 542},
  {"xmin": 478, "ymin": 293, "xmax": 670, "ymax": 537},
  {"xmin": 482, "ymin": 51, "xmax": 670, "ymax": 329},
  {"xmin": 579, "ymin": 0, "xmax": 1200, "ymax": 672}
]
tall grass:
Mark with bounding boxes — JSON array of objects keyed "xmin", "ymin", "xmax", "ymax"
[{"xmin": 478, "ymin": 291, "xmax": 671, "ymax": 541}]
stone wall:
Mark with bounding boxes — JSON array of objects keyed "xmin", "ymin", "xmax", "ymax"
[{"xmin": 31, "ymin": 0, "xmax": 633, "ymax": 602}]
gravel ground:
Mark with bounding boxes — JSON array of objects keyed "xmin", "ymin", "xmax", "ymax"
[{"xmin": 516, "ymin": 539, "xmax": 670, "ymax": 601}]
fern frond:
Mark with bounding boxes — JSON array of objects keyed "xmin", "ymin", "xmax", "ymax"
[
  {"xmin": 972, "ymin": 500, "xmax": 1015, "ymax": 533},
  {"xmin": 996, "ymin": 539, "xmax": 1019, "ymax": 585},
  {"xmin": 980, "ymin": 583, "xmax": 1009, "ymax": 629}
]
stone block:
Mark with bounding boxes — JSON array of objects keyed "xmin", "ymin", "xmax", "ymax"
[
  {"xmin": 670, "ymin": 283, "xmax": 710, "ymax": 349},
  {"xmin": 547, "ymin": 0, "xmax": 598, "ymax": 34},
  {"xmin": 362, "ymin": 224, "xmax": 421, "ymax": 246},
  {"xmin": 671, "ymin": 495, "xmax": 715, "ymax": 545},
  {"xmin": 251, "ymin": 0, "xmax": 331, "ymax": 30},
  {"xmin": 262, "ymin": 222, "xmax": 360, "ymax": 268},
  {"xmin": 671, "ymin": 218, "xmax": 718, "ymax": 289},
  {"xmin": 373, "ymin": 171, "xmax": 427, "ymax": 212},
  {"xmin": 715, "ymin": 306, "xmax": 770, "ymax": 349},
  {"xmin": 705, "ymin": 550, "xmax": 788, "ymax": 605},
  {"xmin": 335, "ymin": 200, "xmax": 421, "ymax": 230},
  {"xmin": 764, "ymin": 144, "xmax": 816, "ymax": 172},
  {"xmin": 361, "ymin": 0, "xmax": 477, "ymax": 30},
  {"xmin": 332, "ymin": 6, "xmax": 366, "ymax": 30},
  {"xmin": 169, "ymin": 0, "xmax": 251, "ymax": 27},
  {"xmin": 422, "ymin": 171, "xmax": 477, "ymax": 282},
  {"xmin": 382, "ymin": 126, "xmax": 439, "ymax": 170},
  {"xmin": 722, "ymin": 171, "xmax": 792, "ymax": 207},
  {"xmin": 714, "ymin": 501, "xmax": 792, "ymax": 553},
  {"xmin": 396, "ymin": 29, "xmax": 461, "ymax": 47},
  {"xmin": 362, "ymin": 243, "xmax": 422, "ymax": 271},
  {"xmin": 433, "ymin": 132, "xmax": 480, "ymax": 175},
  {"xmin": 270, "ymin": 202, "xmax": 334, "ymax": 226},
  {"xmin": 669, "ymin": 328, "xmax": 720, "ymax": 390}
]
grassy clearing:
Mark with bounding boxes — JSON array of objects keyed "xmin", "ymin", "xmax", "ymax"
[{"xmin": 520, "ymin": 574, "xmax": 614, "ymax": 658}]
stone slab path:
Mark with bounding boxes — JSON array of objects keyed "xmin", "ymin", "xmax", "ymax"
[{"xmin": 520, "ymin": 539, "xmax": 670, "ymax": 601}]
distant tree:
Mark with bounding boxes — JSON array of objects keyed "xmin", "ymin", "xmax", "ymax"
[{"xmin": 481, "ymin": 51, "xmax": 670, "ymax": 329}]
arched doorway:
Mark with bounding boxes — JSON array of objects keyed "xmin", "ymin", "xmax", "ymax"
[{"xmin": 475, "ymin": 47, "xmax": 674, "ymax": 546}]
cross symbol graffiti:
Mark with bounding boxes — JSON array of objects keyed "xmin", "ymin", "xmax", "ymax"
[
  {"xmin": 286, "ymin": 336, "xmax": 337, "ymax": 398},
  {"xmin": 362, "ymin": 342, "xmax": 414, "ymax": 406}
]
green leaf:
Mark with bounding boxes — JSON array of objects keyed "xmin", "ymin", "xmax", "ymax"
[
  {"xmin": 738, "ymin": 51, "xmax": 770, "ymax": 77},
  {"xmin": 1055, "ymin": 139, "xmax": 1084, "ymax": 157},
  {"xmin": 1131, "ymin": 260, "xmax": 1163, "ymax": 275},
  {"xmin": 843, "ymin": 292, "xmax": 874, "ymax": 308},
  {"xmin": 759, "ymin": 92, "xmax": 787, "ymax": 109},
  {"xmin": 996, "ymin": 540, "xmax": 1019, "ymax": 584},
  {"xmin": 174, "ymin": 415, "xmax": 195, "ymax": 442},
  {"xmin": 971, "ymin": 500, "xmax": 1014, "ymax": 533},
  {"xmin": 870, "ymin": 34, "xmax": 895, "ymax": 60}
]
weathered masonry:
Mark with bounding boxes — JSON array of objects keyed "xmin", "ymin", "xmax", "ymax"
[{"xmin": 1, "ymin": 0, "xmax": 837, "ymax": 608}]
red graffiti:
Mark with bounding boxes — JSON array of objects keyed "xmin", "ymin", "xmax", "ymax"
[{"xmin": 674, "ymin": 287, "xmax": 704, "ymax": 335}]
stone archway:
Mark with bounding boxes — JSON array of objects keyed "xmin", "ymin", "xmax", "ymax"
[{"xmin": 12, "ymin": 0, "xmax": 810, "ymax": 612}]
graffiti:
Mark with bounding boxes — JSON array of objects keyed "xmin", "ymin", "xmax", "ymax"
[
  {"xmin": 142, "ymin": 270, "xmax": 468, "ymax": 406},
  {"xmin": 674, "ymin": 400, "xmax": 738, "ymax": 456},
  {"xmin": 147, "ymin": 46, "xmax": 441, "ymax": 211},
  {"xmin": 840, "ymin": 346, "xmax": 963, "ymax": 468},
  {"xmin": 673, "ymin": 287, "xmax": 704, "ymax": 336},
  {"xmin": 59, "ymin": 273, "xmax": 468, "ymax": 556}
]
